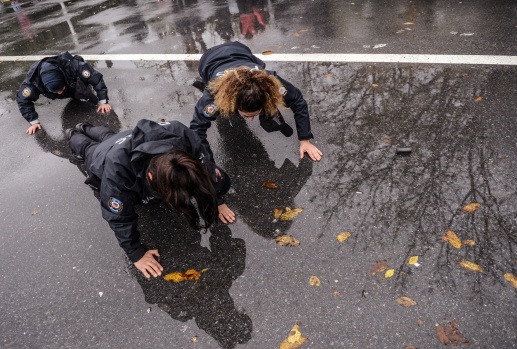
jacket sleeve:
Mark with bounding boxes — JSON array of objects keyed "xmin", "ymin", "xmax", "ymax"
[
  {"xmin": 274, "ymin": 73, "xmax": 314, "ymax": 141},
  {"xmin": 99, "ymin": 174, "xmax": 147, "ymax": 263},
  {"xmin": 189, "ymin": 90, "xmax": 218, "ymax": 161},
  {"xmin": 77, "ymin": 62, "xmax": 109, "ymax": 103},
  {"xmin": 15, "ymin": 83, "xmax": 41, "ymax": 124}
]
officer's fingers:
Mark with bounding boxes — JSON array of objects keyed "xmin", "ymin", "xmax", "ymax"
[
  {"xmin": 146, "ymin": 263, "xmax": 160, "ymax": 277},
  {"xmin": 219, "ymin": 213, "xmax": 228, "ymax": 224},
  {"xmin": 149, "ymin": 249, "xmax": 160, "ymax": 258},
  {"xmin": 139, "ymin": 266, "xmax": 151, "ymax": 279}
]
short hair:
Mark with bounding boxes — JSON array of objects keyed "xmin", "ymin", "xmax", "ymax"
[
  {"xmin": 147, "ymin": 150, "xmax": 217, "ymax": 230},
  {"xmin": 208, "ymin": 67, "xmax": 285, "ymax": 117}
]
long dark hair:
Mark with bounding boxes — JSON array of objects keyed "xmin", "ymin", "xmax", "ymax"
[{"xmin": 147, "ymin": 150, "xmax": 217, "ymax": 230}]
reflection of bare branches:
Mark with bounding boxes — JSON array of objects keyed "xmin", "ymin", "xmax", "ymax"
[{"xmin": 294, "ymin": 63, "xmax": 517, "ymax": 295}]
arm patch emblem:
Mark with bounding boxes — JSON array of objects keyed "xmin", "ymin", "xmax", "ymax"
[
  {"xmin": 22, "ymin": 87, "xmax": 31, "ymax": 97},
  {"xmin": 82, "ymin": 69, "xmax": 91, "ymax": 79},
  {"xmin": 279, "ymin": 86, "xmax": 287, "ymax": 96},
  {"xmin": 203, "ymin": 103, "xmax": 217, "ymax": 117},
  {"xmin": 108, "ymin": 197, "xmax": 123, "ymax": 213}
]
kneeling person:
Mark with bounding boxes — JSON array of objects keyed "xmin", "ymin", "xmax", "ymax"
[{"xmin": 67, "ymin": 119, "xmax": 235, "ymax": 278}]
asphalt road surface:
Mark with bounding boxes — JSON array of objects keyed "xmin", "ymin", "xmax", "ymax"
[{"xmin": 1, "ymin": 1, "xmax": 516, "ymax": 348}]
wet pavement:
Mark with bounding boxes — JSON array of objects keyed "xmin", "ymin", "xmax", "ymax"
[{"xmin": 1, "ymin": 0, "xmax": 517, "ymax": 348}]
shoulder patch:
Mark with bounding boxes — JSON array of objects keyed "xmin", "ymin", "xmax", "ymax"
[
  {"xmin": 108, "ymin": 197, "xmax": 123, "ymax": 213},
  {"xmin": 279, "ymin": 86, "xmax": 287, "ymax": 96},
  {"xmin": 81, "ymin": 69, "xmax": 91, "ymax": 79},
  {"xmin": 203, "ymin": 103, "xmax": 217, "ymax": 117},
  {"xmin": 22, "ymin": 87, "xmax": 31, "ymax": 97}
]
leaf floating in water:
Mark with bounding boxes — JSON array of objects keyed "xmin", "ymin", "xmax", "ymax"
[
  {"xmin": 462, "ymin": 202, "xmax": 480, "ymax": 213},
  {"xmin": 280, "ymin": 208, "xmax": 303, "ymax": 221},
  {"xmin": 273, "ymin": 209, "xmax": 283, "ymax": 219},
  {"xmin": 262, "ymin": 50, "xmax": 273, "ymax": 55},
  {"xmin": 371, "ymin": 260, "xmax": 387, "ymax": 275},
  {"xmin": 462, "ymin": 239, "xmax": 475, "ymax": 247},
  {"xmin": 458, "ymin": 260, "xmax": 483, "ymax": 273},
  {"xmin": 384, "ymin": 269, "xmax": 395, "ymax": 278},
  {"xmin": 443, "ymin": 230, "xmax": 462, "ymax": 249},
  {"xmin": 408, "ymin": 256, "xmax": 419, "ymax": 265},
  {"xmin": 309, "ymin": 276, "xmax": 321, "ymax": 286},
  {"xmin": 504, "ymin": 273, "xmax": 517, "ymax": 288},
  {"xmin": 275, "ymin": 235, "xmax": 300, "ymax": 247},
  {"xmin": 336, "ymin": 232, "xmax": 351, "ymax": 242},
  {"xmin": 261, "ymin": 180, "xmax": 278, "ymax": 189},
  {"xmin": 280, "ymin": 322, "xmax": 308, "ymax": 349},
  {"xmin": 163, "ymin": 269, "xmax": 202, "ymax": 282},
  {"xmin": 395, "ymin": 296, "xmax": 417, "ymax": 308}
]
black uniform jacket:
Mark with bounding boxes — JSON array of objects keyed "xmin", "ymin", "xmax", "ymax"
[
  {"xmin": 16, "ymin": 51, "xmax": 109, "ymax": 124},
  {"xmin": 89, "ymin": 119, "xmax": 216, "ymax": 263},
  {"xmin": 189, "ymin": 41, "xmax": 314, "ymax": 160}
]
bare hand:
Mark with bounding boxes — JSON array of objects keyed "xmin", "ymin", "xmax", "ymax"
[
  {"xmin": 26, "ymin": 123, "xmax": 42, "ymax": 135},
  {"xmin": 134, "ymin": 249, "xmax": 163, "ymax": 278},
  {"xmin": 97, "ymin": 103, "xmax": 112, "ymax": 113},
  {"xmin": 299, "ymin": 140, "xmax": 323, "ymax": 161},
  {"xmin": 218, "ymin": 203, "xmax": 236, "ymax": 224},
  {"xmin": 214, "ymin": 168, "xmax": 223, "ymax": 181}
]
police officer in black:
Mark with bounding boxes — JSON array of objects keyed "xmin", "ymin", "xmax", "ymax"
[
  {"xmin": 190, "ymin": 41, "xmax": 323, "ymax": 162},
  {"xmin": 16, "ymin": 51, "xmax": 112, "ymax": 135},
  {"xmin": 66, "ymin": 119, "xmax": 234, "ymax": 278}
]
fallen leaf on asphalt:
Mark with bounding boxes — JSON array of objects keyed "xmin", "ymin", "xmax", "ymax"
[
  {"xmin": 31, "ymin": 210, "xmax": 39, "ymax": 215},
  {"xmin": 404, "ymin": 346, "xmax": 417, "ymax": 349},
  {"xmin": 372, "ymin": 83, "xmax": 379, "ymax": 87},
  {"xmin": 159, "ymin": 118, "xmax": 166, "ymax": 122},
  {"xmin": 276, "ymin": 235, "xmax": 300, "ymax": 247},
  {"xmin": 385, "ymin": 269, "xmax": 395, "ymax": 278},
  {"xmin": 280, "ymin": 207, "xmax": 303, "ymax": 221},
  {"xmin": 191, "ymin": 337, "xmax": 197, "ymax": 343},
  {"xmin": 443, "ymin": 230, "xmax": 462, "ymax": 249},
  {"xmin": 504, "ymin": 273, "xmax": 517, "ymax": 288},
  {"xmin": 280, "ymin": 322, "xmax": 308, "ymax": 349},
  {"xmin": 371, "ymin": 260, "xmax": 388, "ymax": 275},
  {"xmin": 474, "ymin": 96, "xmax": 483, "ymax": 102},
  {"xmin": 458, "ymin": 260, "xmax": 483, "ymax": 273},
  {"xmin": 436, "ymin": 321, "xmax": 470, "ymax": 346},
  {"xmin": 408, "ymin": 256, "xmax": 419, "ymax": 265},
  {"xmin": 261, "ymin": 180, "xmax": 278, "ymax": 189},
  {"xmin": 336, "ymin": 232, "xmax": 351, "ymax": 242},
  {"xmin": 404, "ymin": 22, "xmax": 414, "ymax": 25},
  {"xmin": 333, "ymin": 291, "xmax": 341, "ymax": 297},
  {"xmin": 294, "ymin": 29, "xmax": 309, "ymax": 36},
  {"xmin": 436, "ymin": 324, "xmax": 449, "ymax": 345},
  {"xmin": 274, "ymin": 209, "xmax": 283, "ymax": 219},
  {"xmin": 325, "ymin": 73, "xmax": 334, "ymax": 77},
  {"xmin": 163, "ymin": 269, "xmax": 202, "ymax": 282},
  {"xmin": 361, "ymin": 289, "xmax": 367, "ymax": 298},
  {"xmin": 383, "ymin": 138, "xmax": 392, "ymax": 143},
  {"xmin": 462, "ymin": 239, "xmax": 475, "ymax": 246},
  {"xmin": 309, "ymin": 276, "xmax": 321, "ymax": 286},
  {"xmin": 262, "ymin": 50, "xmax": 273, "ymax": 55},
  {"xmin": 395, "ymin": 296, "xmax": 417, "ymax": 308},
  {"xmin": 417, "ymin": 319, "xmax": 423, "ymax": 327},
  {"xmin": 462, "ymin": 202, "xmax": 480, "ymax": 213}
]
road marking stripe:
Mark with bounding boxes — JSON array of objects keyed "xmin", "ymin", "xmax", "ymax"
[{"xmin": 0, "ymin": 54, "xmax": 516, "ymax": 65}]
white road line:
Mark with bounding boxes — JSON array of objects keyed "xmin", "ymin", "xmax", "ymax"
[{"xmin": 0, "ymin": 53, "xmax": 516, "ymax": 65}]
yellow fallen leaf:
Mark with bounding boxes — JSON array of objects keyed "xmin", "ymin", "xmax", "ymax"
[
  {"xmin": 462, "ymin": 203, "xmax": 480, "ymax": 213},
  {"xmin": 309, "ymin": 276, "xmax": 321, "ymax": 286},
  {"xmin": 385, "ymin": 269, "xmax": 395, "ymax": 278},
  {"xmin": 474, "ymin": 96, "xmax": 483, "ymax": 102},
  {"xmin": 275, "ymin": 235, "xmax": 300, "ymax": 247},
  {"xmin": 261, "ymin": 180, "xmax": 278, "ymax": 189},
  {"xmin": 462, "ymin": 240, "xmax": 475, "ymax": 247},
  {"xmin": 372, "ymin": 83, "xmax": 379, "ymax": 87},
  {"xmin": 404, "ymin": 22, "xmax": 414, "ymax": 25},
  {"xmin": 396, "ymin": 296, "xmax": 417, "ymax": 308},
  {"xmin": 262, "ymin": 50, "xmax": 273, "ymax": 55},
  {"xmin": 200, "ymin": 268, "xmax": 209, "ymax": 273},
  {"xmin": 274, "ymin": 209, "xmax": 283, "ymax": 219},
  {"xmin": 443, "ymin": 230, "xmax": 462, "ymax": 249},
  {"xmin": 336, "ymin": 232, "xmax": 351, "ymax": 242},
  {"xmin": 458, "ymin": 260, "xmax": 483, "ymax": 273},
  {"xmin": 408, "ymin": 256, "xmax": 419, "ymax": 265},
  {"xmin": 163, "ymin": 269, "xmax": 202, "ymax": 282},
  {"xmin": 280, "ymin": 208, "xmax": 303, "ymax": 221},
  {"xmin": 294, "ymin": 29, "xmax": 309, "ymax": 36},
  {"xmin": 191, "ymin": 337, "xmax": 197, "ymax": 343},
  {"xmin": 504, "ymin": 273, "xmax": 517, "ymax": 288},
  {"xmin": 280, "ymin": 322, "xmax": 308, "ymax": 349},
  {"xmin": 325, "ymin": 73, "xmax": 333, "ymax": 77}
]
